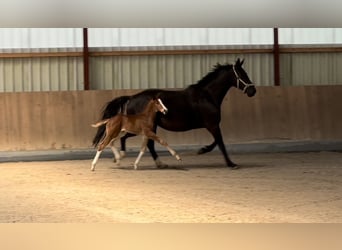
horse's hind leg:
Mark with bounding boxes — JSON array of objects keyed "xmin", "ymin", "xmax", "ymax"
[{"xmin": 198, "ymin": 141, "xmax": 217, "ymax": 154}]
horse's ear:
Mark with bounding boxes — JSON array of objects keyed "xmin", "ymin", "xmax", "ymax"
[{"xmin": 236, "ymin": 58, "xmax": 244, "ymax": 67}]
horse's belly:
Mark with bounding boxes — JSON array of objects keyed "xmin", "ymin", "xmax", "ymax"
[{"xmin": 158, "ymin": 119, "xmax": 202, "ymax": 132}]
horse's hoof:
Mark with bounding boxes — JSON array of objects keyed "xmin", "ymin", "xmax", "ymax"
[
  {"xmin": 155, "ymin": 158, "xmax": 168, "ymax": 168},
  {"xmin": 197, "ymin": 148, "xmax": 206, "ymax": 155},
  {"xmin": 120, "ymin": 151, "xmax": 126, "ymax": 158},
  {"xmin": 114, "ymin": 156, "xmax": 122, "ymax": 163},
  {"xmin": 229, "ymin": 164, "xmax": 239, "ymax": 170},
  {"xmin": 157, "ymin": 165, "xmax": 168, "ymax": 169},
  {"xmin": 156, "ymin": 163, "xmax": 169, "ymax": 169}
]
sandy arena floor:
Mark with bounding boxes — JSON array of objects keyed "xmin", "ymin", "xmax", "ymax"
[{"xmin": 0, "ymin": 151, "xmax": 341, "ymax": 223}]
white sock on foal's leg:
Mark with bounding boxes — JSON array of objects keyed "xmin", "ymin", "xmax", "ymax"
[
  {"xmin": 134, "ymin": 137, "xmax": 148, "ymax": 170},
  {"xmin": 166, "ymin": 146, "xmax": 181, "ymax": 161},
  {"xmin": 111, "ymin": 145, "xmax": 121, "ymax": 165},
  {"xmin": 91, "ymin": 150, "xmax": 102, "ymax": 171},
  {"xmin": 134, "ymin": 150, "xmax": 145, "ymax": 170},
  {"xmin": 119, "ymin": 150, "xmax": 126, "ymax": 158}
]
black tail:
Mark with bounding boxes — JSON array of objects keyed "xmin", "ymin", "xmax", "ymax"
[{"xmin": 92, "ymin": 95, "xmax": 131, "ymax": 147}]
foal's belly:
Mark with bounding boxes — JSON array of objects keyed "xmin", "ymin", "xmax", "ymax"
[{"xmin": 121, "ymin": 127, "xmax": 141, "ymax": 135}]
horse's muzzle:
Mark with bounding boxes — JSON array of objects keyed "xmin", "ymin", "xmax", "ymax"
[
  {"xmin": 162, "ymin": 109, "xmax": 168, "ymax": 115},
  {"xmin": 246, "ymin": 86, "xmax": 256, "ymax": 97}
]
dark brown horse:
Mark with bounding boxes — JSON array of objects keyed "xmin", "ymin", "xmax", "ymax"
[
  {"xmin": 92, "ymin": 58, "xmax": 256, "ymax": 169},
  {"xmin": 91, "ymin": 98, "xmax": 181, "ymax": 171}
]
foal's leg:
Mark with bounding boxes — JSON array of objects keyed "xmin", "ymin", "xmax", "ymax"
[
  {"xmin": 146, "ymin": 126, "xmax": 168, "ymax": 168},
  {"xmin": 147, "ymin": 139, "xmax": 167, "ymax": 168},
  {"xmin": 120, "ymin": 133, "xmax": 137, "ymax": 159},
  {"xmin": 110, "ymin": 131, "xmax": 127, "ymax": 165},
  {"xmin": 145, "ymin": 131, "xmax": 181, "ymax": 162},
  {"xmin": 91, "ymin": 131, "xmax": 117, "ymax": 171},
  {"xmin": 91, "ymin": 150, "xmax": 102, "ymax": 171},
  {"xmin": 110, "ymin": 140, "xmax": 121, "ymax": 165},
  {"xmin": 133, "ymin": 136, "xmax": 148, "ymax": 170}
]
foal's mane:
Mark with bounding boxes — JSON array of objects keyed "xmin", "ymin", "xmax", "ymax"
[{"xmin": 188, "ymin": 63, "xmax": 233, "ymax": 89}]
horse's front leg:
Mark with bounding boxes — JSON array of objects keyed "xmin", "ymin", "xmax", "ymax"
[{"xmin": 207, "ymin": 125, "xmax": 238, "ymax": 169}]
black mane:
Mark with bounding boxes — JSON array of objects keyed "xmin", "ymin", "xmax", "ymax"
[{"xmin": 188, "ymin": 63, "xmax": 233, "ymax": 89}]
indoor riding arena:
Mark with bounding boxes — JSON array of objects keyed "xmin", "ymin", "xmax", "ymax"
[{"xmin": 1, "ymin": 28, "xmax": 342, "ymax": 223}]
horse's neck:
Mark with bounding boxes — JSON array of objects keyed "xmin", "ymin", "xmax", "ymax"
[
  {"xmin": 205, "ymin": 70, "xmax": 234, "ymax": 105},
  {"xmin": 141, "ymin": 102, "xmax": 157, "ymax": 121}
]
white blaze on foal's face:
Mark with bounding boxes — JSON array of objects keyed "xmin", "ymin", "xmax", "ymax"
[{"xmin": 157, "ymin": 98, "xmax": 168, "ymax": 114}]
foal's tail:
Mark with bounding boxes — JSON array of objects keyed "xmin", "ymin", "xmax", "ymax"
[
  {"xmin": 92, "ymin": 95, "xmax": 130, "ymax": 147},
  {"xmin": 91, "ymin": 119, "xmax": 109, "ymax": 128}
]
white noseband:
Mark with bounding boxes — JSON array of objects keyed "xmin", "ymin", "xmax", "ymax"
[{"xmin": 232, "ymin": 65, "xmax": 255, "ymax": 93}]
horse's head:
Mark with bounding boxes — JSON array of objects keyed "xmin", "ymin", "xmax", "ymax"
[
  {"xmin": 153, "ymin": 97, "xmax": 168, "ymax": 115},
  {"xmin": 232, "ymin": 58, "xmax": 256, "ymax": 97}
]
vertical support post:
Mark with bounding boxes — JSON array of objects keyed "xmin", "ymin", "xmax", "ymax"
[
  {"xmin": 273, "ymin": 27, "xmax": 280, "ymax": 86},
  {"xmin": 83, "ymin": 28, "xmax": 90, "ymax": 90}
]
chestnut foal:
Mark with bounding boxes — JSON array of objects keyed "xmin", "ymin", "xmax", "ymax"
[{"xmin": 91, "ymin": 98, "xmax": 181, "ymax": 171}]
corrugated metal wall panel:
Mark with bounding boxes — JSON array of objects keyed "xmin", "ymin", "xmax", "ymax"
[
  {"xmin": 0, "ymin": 28, "xmax": 83, "ymax": 92},
  {"xmin": 0, "ymin": 56, "xmax": 84, "ymax": 92},
  {"xmin": 2, "ymin": 51, "xmax": 342, "ymax": 92},
  {"xmin": 2, "ymin": 28, "xmax": 342, "ymax": 92},
  {"xmin": 89, "ymin": 53, "xmax": 274, "ymax": 90},
  {"xmin": 280, "ymin": 53, "xmax": 342, "ymax": 86}
]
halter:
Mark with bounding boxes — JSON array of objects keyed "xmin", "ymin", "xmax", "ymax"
[{"xmin": 232, "ymin": 65, "xmax": 255, "ymax": 93}]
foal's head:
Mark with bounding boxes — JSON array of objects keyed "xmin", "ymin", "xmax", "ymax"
[{"xmin": 151, "ymin": 98, "xmax": 168, "ymax": 115}]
